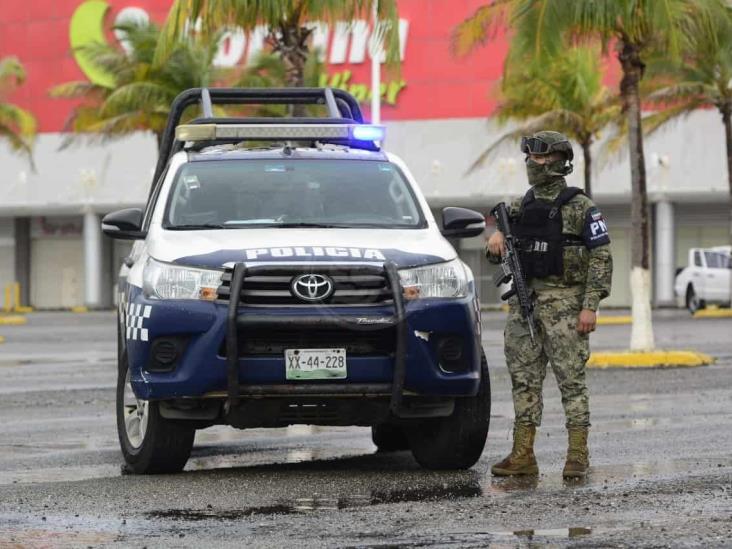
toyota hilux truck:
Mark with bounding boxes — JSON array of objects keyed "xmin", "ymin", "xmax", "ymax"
[{"xmin": 102, "ymin": 88, "xmax": 490, "ymax": 474}]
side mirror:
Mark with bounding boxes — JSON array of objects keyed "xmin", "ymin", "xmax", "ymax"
[
  {"xmin": 102, "ymin": 208, "xmax": 146, "ymax": 240},
  {"xmin": 441, "ymin": 207, "xmax": 485, "ymax": 238}
]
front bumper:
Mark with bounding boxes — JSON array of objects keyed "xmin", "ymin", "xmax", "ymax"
[{"xmin": 124, "ymin": 262, "xmax": 482, "ymax": 417}]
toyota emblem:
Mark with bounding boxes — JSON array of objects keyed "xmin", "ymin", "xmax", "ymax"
[{"xmin": 290, "ymin": 273, "xmax": 335, "ymax": 302}]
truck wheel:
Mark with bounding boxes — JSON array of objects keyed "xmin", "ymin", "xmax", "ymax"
[
  {"xmin": 686, "ymin": 285, "xmax": 706, "ymax": 314},
  {"xmin": 117, "ymin": 355, "xmax": 195, "ymax": 474},
  {"xmin": 371, "ymin": 423, "xmax": 410, "ymax": 452},
  {"xmin": 407, "ymin": 349, "xmax": 490, "ymax": 470}
]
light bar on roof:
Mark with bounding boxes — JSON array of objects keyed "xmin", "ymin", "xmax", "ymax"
[{"xmin": 175, "ymin": 123, "xmax": 385, "ymax": 143}]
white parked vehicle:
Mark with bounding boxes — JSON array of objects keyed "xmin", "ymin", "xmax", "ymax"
[{"xmin": 674, "ymin": 245, "xmax": 731, "ymax": 313}]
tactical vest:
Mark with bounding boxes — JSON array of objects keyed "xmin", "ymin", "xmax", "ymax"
[{"xmin": 511, "ymin": 186, "xmax": 585, "ymax": 279}]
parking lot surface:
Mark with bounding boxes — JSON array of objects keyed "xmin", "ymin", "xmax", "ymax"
[{"xmin": 0, "ymin": 310, "xmax": 730, "ymax": 547}]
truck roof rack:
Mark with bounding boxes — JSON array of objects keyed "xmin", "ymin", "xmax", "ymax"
[{"xmin": 152, "ymin": 87, "xmax": 375, "ymax": 187}]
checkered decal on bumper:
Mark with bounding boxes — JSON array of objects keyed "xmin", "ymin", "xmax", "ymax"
[{"xmin": 126, "ymin": 304, "xmax": 152, "ymax": 341}]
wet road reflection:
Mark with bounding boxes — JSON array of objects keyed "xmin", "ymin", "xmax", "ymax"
[
  {"xmin": 146, "ymin": 478, "xmax": 485, "ymax": 520},
  {"xmin": 507, "ymin": 526, "xmax": 592, "ymax": 539}
]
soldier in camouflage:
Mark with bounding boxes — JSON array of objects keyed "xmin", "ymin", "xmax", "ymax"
[{"xmin": 486, "ymin": 131, "xmax": 613, "ymax": 478}]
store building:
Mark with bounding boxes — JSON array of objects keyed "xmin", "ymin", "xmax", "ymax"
[{"xmin": 0, "ymin": 0, "xmax": 729, "ymax": 309}]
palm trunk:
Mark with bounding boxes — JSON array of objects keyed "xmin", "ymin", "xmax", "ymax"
[
  {"xmin": 269, "ymin": 9, "xmax": 312, "ymax": 117},
  {"xmin": 581, "ymin": 138, "xmax": 592, "ymax": 198},
  {"xmin": 721, "ymin": 104, "xmax": 732, "ymax": 307},
  {"xmin": 619, "ymin": 40, "xmax": 654, "ymax": 351},
  {"xmin": 722, "ymin": 104, "xmax": 732, "ymax": 196}
]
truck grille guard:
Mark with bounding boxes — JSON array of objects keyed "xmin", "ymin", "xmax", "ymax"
[{"xmin": 225, "ymin": 261, "xmax": 408, "ymax": 417}]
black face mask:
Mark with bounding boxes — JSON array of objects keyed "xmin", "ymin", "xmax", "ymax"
[{"xmin": 525, "ymin": 157, "xmax": 573, "ymax": 186}]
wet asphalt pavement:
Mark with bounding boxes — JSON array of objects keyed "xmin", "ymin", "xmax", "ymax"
[{"xmin": 0, "ymin": 310, "xmax": 730, "ymax": 548}]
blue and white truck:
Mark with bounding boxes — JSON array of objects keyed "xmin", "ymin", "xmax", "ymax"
[{"xmin": 103, "ymin": 88, "xmax": 490, "ymax": 473}]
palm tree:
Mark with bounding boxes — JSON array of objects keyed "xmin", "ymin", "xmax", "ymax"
[
  {"xmin": 454, "ymin": 0, "xmax": 728, "ymax": 351},
  {"xmin": 159, "ymin": 0, "xmax": 401, "ymax": 115},
  {"xmin": 643, "ymin": 10, "xmax": 732, "ymax": 309},
  {"xmin": 643, "ymin": 11, "xmax": 732, "ymax": 198},
  {"xmin": 468, "ymin": 45, "xmax": 621, "ymax": 198},
  {"xmin": 0, "ymin": 56, "xmax": 36, "ymax": 160},
  {"xmin": 51, "ymin": 21, "xmax": 224, "ymax": 149}
]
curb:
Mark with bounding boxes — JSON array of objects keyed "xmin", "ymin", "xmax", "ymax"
[
  {"xmin": 588, "ymin": 350, "xmax": 714, "ymax": 369},
  {"xmin": 596, "ymin": 315, "xmax": 632, "ymax": 325},
  {"xmin": 0, "ymin": 315, "xmax": 27, "ymax": 326},
  {"xmin": 693, "ymin": 308, "xmax": 732, "ymax": 319}
]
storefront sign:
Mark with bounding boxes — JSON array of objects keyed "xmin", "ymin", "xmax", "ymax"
[{"xmin": 0, "ymin": 0, "xmax": 505, "ymax": 132}]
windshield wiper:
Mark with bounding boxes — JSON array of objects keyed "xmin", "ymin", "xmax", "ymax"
[
  {"xmin": 223, "ymin": 222, "xmax": 345, "ymax": 228},
  {"xmin": 166, "ymin": 223, "xmax": 225, "ymax": 230},
  {"xmin": 272, "ymin": 222, "xmax": 343, "ymax": 228}
]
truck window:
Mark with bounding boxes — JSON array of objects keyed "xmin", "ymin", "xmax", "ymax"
[
  {"xmin": 165, "ymin": 159, "xmax": 426, "ymax": 229},
  {"xmin": 693, "ymin": 251, "xmax": 703, "ymax": 267},
  {"xmin": 704, "ymin": 252, "xmax": 730, "ymax": 269}
]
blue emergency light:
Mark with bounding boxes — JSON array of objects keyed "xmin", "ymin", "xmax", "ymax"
[{"xmin": 351, "ymin": 125, "xmax": 385, "ymax": 142}]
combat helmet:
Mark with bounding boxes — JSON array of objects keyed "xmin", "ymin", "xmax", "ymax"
[{"xmin": 521, "ymin": 131, "xmax": 574, "ymax": 176}]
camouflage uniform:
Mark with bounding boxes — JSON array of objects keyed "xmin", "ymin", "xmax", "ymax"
[{"xmin": 503, "ymin": 179, "xmax": 613, "ymax": 428}]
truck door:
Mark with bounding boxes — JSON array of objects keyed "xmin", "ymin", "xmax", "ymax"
[
  {"xmin": 703, "ymin": 251, "xmax": 731, "ymax": 302},
  {"xmin": 690, "ymin": 249, "xmax": 705, "ymax": 299}
]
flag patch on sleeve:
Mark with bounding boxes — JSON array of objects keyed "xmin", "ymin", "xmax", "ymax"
[{"xmin": 583, "ymin": 207, "xmax": 611, "ymax": 248}]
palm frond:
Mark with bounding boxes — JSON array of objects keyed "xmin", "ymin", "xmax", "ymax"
[
  {"xmin": 452, "ymin": 0, "xmax": 514, "ymax": 57},
  {"xmin": 49, "ymin": 81, "xmax": 106, "ymax": 100},
  {"xmin": 642, "ymin": 98, "xmax": 707, "ymax": 136},
  {"xmin": 101, "ymin": 82, "xmax": 173, "ymax": 119},
  {"xmin": 646, "ymin": 81, "xmax": 717, "ymax": 105},
  {"xmin": 0, "ymin": 123, "xmax": 32, "ymax": 155},
  {"xmin": 0, "ymin": 56, "xmax": 36, "ymax": 162},
  {"xmin": 0, "ymin": 56, "xmax": 26, "ymax": 89}
]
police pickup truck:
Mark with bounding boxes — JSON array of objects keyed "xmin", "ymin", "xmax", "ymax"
[{"xmin": 102, "ymin": 88, "xmax": 489, "ymax": 474}]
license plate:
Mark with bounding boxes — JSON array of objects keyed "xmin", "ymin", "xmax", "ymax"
[{"xmin": 285, "ymin": 348, "xmax": 347, "ymax": 380}]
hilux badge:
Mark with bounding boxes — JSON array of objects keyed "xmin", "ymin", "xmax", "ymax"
[{"xmin": 291, "ymin": 274, "xmax": 335, "ymax": 302}]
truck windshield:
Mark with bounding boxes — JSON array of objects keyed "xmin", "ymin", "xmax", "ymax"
[{"xmin": 164, "ymin": 159, "xmax": 426, "ymax": 229}]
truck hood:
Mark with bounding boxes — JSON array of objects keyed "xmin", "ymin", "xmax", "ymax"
[{"xmin": 146, "ymin": 226, "xmax": 457, "ymax": 269}]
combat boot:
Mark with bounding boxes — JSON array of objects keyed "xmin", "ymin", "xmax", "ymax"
[
  {"xmin": 491, "ymin": 424, "xmax": 538, "ymax": 476},
  {"xmin": 563, "ymin": 426, "xmax": 589, "ymax": 478}
]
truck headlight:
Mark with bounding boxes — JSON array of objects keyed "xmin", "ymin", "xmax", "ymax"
[
  {"xmin": 398, "ymin": 258, "xmax": 469, "ymax": 300},
  {"xmin": 143, "ymin": 258, "xmax": 222, "ymax": 301}
]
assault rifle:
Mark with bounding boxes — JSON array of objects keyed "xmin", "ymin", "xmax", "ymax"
[{"xmin": 490, "ymin": 202, "xmax": 537, "ymax": 343}]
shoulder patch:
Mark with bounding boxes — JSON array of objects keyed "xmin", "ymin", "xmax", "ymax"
[{"xmin": 583, "ymin": 206, "xmax": 611, "ymax": 248}]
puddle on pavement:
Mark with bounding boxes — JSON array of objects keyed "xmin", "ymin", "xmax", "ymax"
[
  {"xmin": 148, "ymin": 505, "xmax": 298, "ymax": 520},
  {"xmin": 493, "ymin": 527, "xmax": 592, "ymax": 539},
  {"xmin": 146, "ymin": 480, "xmax": 483, "ymax": 521}
]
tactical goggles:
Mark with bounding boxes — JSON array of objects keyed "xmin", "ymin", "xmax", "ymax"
[{"xmin": 521, "ymin": 136, "xmax": 568, "ymax": 155}]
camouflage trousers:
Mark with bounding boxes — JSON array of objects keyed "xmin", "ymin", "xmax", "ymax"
[{"xmin": 504, "ymin": 287, "xmax": 590, "ymax": 428}]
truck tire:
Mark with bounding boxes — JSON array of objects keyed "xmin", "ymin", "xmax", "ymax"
[
  {"xmin": 371, "ymin": 423, "xmax": 410, "ymax": 452},
  {"xmin": 686, "ymin": 285, "xmax": 706, "ymax": 314},
  {"xmin": 407, "ymin": 349, "xmax": 490, "ymax": 470},
  {"xmin": 116, "ymin": 353, "xmax": 195, "ymax": 474}
]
